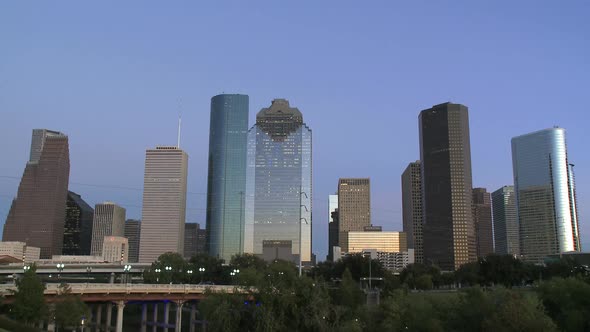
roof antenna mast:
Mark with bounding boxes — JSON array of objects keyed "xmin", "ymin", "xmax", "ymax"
[{"xmin": 177, "ymin": 100, "xmax": 182, "ymax": 148}]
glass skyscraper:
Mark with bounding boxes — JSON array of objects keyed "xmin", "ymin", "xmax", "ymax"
[
  {"xmin": 512, "ymin": 127, "xmax": 580, "ymax": 262},
  {"xmin": 492, "ymin": 185, "xmax": 519, "ymax": 256},
  {"xmin": 206, "ymin": 94, "xmax": 249, "ymax": 263},
  {"xmin": 244, "ymin": 99, "xmax": 312, "ymax": 263}
]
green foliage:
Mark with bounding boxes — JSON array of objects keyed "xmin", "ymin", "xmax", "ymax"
[
  {"xmin": 336, "ymin": 269, "xmax": 364, "ymax": 311},
  {"xmin": 0, "ymin": 315, "xmax": 41, "ymax": 332},
  {"xmin": 11, "ymin": 265, "xmax": 47, "ymax": 325},
  {"xmin": 313, "ymin": 254, "xmax": 386, "ymax": 282},
  {"xmin": 143, "ymin": 252, "xmax": 188, "ymax": 284},
  {"xmin": 188, "ymin": 253, "xmax": 227, "ymax": 284},
  {"xmin": 230, "ymin": 254, "xmax": 267, "ymax": 271},
  {"xmin": 537, "ymin": 277, "xmax": 590, "ymax": 331},
  {"xmin": 53, "ymin": 283, "xmax": 90, "ymax": 330}
]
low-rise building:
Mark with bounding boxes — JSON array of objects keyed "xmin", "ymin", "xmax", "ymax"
[{"xmin": 0, "ymin": 241, "xmax": 41, "ymax": 263}]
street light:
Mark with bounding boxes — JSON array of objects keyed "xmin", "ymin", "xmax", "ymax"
[
  {"xmin": 123, "ymin": 265, "xmax": 132, "ymax": 284},
  {"xmin": 86, "ymin": 267, "xmax": 92, "ymax": 284},
  {"xmin": 56, "ymin": 263, "xmax": 65, "ymax": 282},
  {"xmin": 198, "ymin": 267, "xmax": 205, "ymax": 284},
  {"xmin": 165, "ymin": 266, "xmax": 172, "ymax": 284},
  {"xmin": 187, "ymin": 269, "xmax": 193, "ymax": 284},
  {"xmin": 230, "ymin": 269, "xmax": 240, "ymax": 284},
  {"xmin": 23, "ymin": 265, "xmax": 31, "ymax": 272},
  {"xmin": 155, "ymin": 268, "xmax": 161, "ymax": 283}
]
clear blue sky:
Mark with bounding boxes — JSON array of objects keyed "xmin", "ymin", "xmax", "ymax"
[{"xmin": 1, "ymin": 1, "xmax": 588, "ymax": 261}]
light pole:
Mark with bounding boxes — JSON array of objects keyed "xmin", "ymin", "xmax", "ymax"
[
  {"xmin": 230, "ymin": 269, "xmax": 240, "ymax": 284},
  {"xmin": 56, "ymin": 263, "xmax": 65, "ymax": 282},
  {"xmin": 165, "ymin": 266, "xmax": 172, "ymax": 283},
  {"xmin": 198, "ymin": 267, "xmax": 205, "ymax": 284},
  {"xmin": 123, "ymin": 265, "xmax": 132, "ymax": 284},
  {"xmin": 155, "ymin": 268, "xmax": 161, "ymax": 283},
  {"xmin": 23, "ymin": 265, "xmax": 31, "ymax": 273},
  {"xmin": 86, "ymin": 266, "xmax": 92, "ymax": 283},
  {"xmin": 187, "ymin": 269, "xmax": 193, "ymax": 284}
]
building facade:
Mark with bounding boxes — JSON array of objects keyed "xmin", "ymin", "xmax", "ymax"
[
  {"xmin": 184, "ymin": 223, "xmax": 206, "ymax": 259},
  {"xmin": 419, "ymin": 102, "xmax": 476, "ymax": 270},
  {"xmin": 0, "ymin": 241, "xmax": 41, "ymax": 263},
  {"xmin": 472, "ymin": 188, "xmax": 494, "ymax": 257},
  {"xmin": 63, "ymin": 191, "xmax": 94, "ymax": 255},
  {"xmin": 402, "ymin": 161, "xmax": 423, "ymax": 264},
  {"xmin": 3, "ymin": 129, "xmax": 70, "ymax": 258},
  {"xmin": 245, "ymin": 99, "xmax": 313, "ymax": 264},
  {"xmin": 337, "ymin": 178, "xmax": 371, "ymax": 248},
  {"xmin": 90, "ymin": 202, "xmax": 125, "ymax": 256},
  {"xmin": 102, "ymin": 236, "xmax": 128, "ymax": 263},
  {"xmin": 124, "ymin": 219, "xmax": 141, "ymax": 263},
  {"xmin": 205, "ymin": 94, "xmax": 249, "ymax": 263},
  {"xmin": 327, "ymin": 194, "xmax": 339, "ymax": 261},
  {"xmin": 340, "ymin": 231, "xmax": 408, "ymax": 253},
  {"xmin": 512, "ymin": 128, "xmax": 580, "ymax": 262},
  {"xmin": 139, "ymin": 146, "xmax": 188, "ymax": 263},
  {"xmin": 492, "ymin": 185, "xmax": 519, "ymax": 256}
]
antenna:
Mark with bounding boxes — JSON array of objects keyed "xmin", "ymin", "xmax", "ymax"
[{"xmin": 177, "ymin": 115, "xmax": 182, "ymax": 148}]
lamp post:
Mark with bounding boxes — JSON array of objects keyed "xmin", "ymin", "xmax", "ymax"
[
  {"xmin": 23, "ymin": 265, "xmax": 31, "ymax": 273},
  {"xmin": 86, "ymin": 266, "xmax": 92, "ymax": 283},
  {"xmin": 165, "ymin": 266, "xmax": 172, "ymax": 283},
  {"xmin": 155, "ymin": 268, "xmax": 161, "ymax": 283},
  {"xmin": 123, "ymin": 265, "xmax": 132, "ymax": 284},
  {"xmin": 230, "ymin": 269, "xmax": 240, "ymax": 284},
  {"xmin": 56, "ymin": 263, "xmax": 65, "ymax": 282},
  {"xmin": 187, "ymin": 269, "xmax": 193, "ymax": 284},
  {"xmin": 198, "ymin": 267, "xmax": 205, "ymax": 284}
]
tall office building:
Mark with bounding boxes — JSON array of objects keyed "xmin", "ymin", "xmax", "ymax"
[
  {"xmin": 139, "ymin": 146, "xmax": 188, "ymax": 263},
  {"xmin": 3, "ymin": 129, "xmax": 70, "ymax": 258},
  {"xmin": 512, "ymin": 128, "xmax": 580, "ymax": 262},
  {"xmin": 402, "ymin": 161, "xmax": 424, "ymax": 264},
  {"xmin": 90, "ymin": 202, "xmax": 125, "ymax": 256},
  {"xmin": 327, "ymin": 194, "xmax": 339, "ymax": 261},
  {"xmin": 124, "ymin": 219, "xmax": 141, "ymax": 263},
  {"xmin": 245, "ymin": 99, "xmax": 313, "ymax": 264},
  {"xmin": 337, "ymin": 178, "xmax": 371, "ymax": 247},
  {"xmin": 63, "ymin": 191, "xmax": 94, "ymax": 255},
  {"xmin": 472, "ymin": 188, "xmax": 494, "ymax": 258},
  {"xmin": 492, "ymin": 186, "xmax": 519, "ymax": 256},
  {"xmin": 205, "ymin": 94, "xmax": 249, "ymax": 263},
  {"xmin": 419, "ymin": 102, "xmax": 476, "ymax": 270}
]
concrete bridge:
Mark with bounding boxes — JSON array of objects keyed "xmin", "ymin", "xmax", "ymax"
[{"xmin": 0, "ymin": 283, "xmax": 249, "ymax": 332}]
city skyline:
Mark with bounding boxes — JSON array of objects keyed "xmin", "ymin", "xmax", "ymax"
[{"xmin": 1, "ymin": 2, "xmax": 588, "ymax": 261}]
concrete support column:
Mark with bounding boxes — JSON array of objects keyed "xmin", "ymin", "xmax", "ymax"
[
  {"xmin": 95, "ymin": 304, "xmax": 103, "ymax": 332},
  {"xmin": 163, "ymin": 301, "xmax": 171, "ymax": 332},
  {"xmin": 175, "ymin": 300, "xmax": 184, "ymax": 332},
  {"xmin": 47, "ymin": 321, "xmax": 56, "ymax": 332},
  {"xmin": 115, "ymin": 300, "xmax": 125, "ymax": 332},
  {"xmin": 140, "ymin": 302, "xmax": 147, "ymax": 332},
  {"xmin": 47, "ymin": 303, "xmax": 56, "ymax": 332},
  {"xmin": 105, "ymin": 302, "xmax": 113, "ymax": 331},
  {"xmin": 152, "ymin": 303, "xmax": 159, "ymax": 332},
  {"xmin": 189, "ymin": 304, "xmax": 196, "ymax": 332}
]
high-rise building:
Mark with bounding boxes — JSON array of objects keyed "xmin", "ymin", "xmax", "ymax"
[
  {"xmin": 124, "ymin": 219, "xmax": 141, "ymax": 263},
  {"xmin": 492, "ymin": 186, "xmax": 519, "ymax": 256},
  {"xmin": 206, "ymin": 94, "xmax": 249, "ymax": 263},
  {"xmin": 245, "ymin": 99, "xmax": 313, "ymax": 264},
  {"xmin": 184, "ymin": 223, "xmax": 206, "ymax": 259},
  {"xmin": 90, "ymin": 202, "xmax": 125, "ymax": 256},
  {"xmin": 337, "ymin": 178, "xmax": 371, "ymax": 247},
  {"xmin": 327, "ymin": 194, "xmax": 339, "ymax": 261},
  {"xmin": 402, "ymin": 161, "xmax": 423, "ymax": 264},
  {"xmin": 3, "ymin": 129, "xmax": 70, "ymax": 258},
  {"xmin": 512, "ymin": 128, "xmax": 580, "ymax": 262},
  {"xmin": 62, "ymin": 191, "xmax": 94, "ymax": 256},
  {"xmin": 138, "ymin": 146, "xmax": 188, "ymax": 263},
  {"xmin": 419, "ymin": 102, "xmax": 476, "ymax": 270},
  {"xmin": 472, "ymin": 188, "xmax": 494, "ymax": 257}
]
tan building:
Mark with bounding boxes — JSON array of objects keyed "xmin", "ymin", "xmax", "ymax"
[
  {"xmin": 139, "ymin": 146, "xmax": 188, "ymax": 263},
  {"xmin": 102, "ymin": 236, "xmax": 128, "ymax": 263},
  {"xmin": 3, "ymin": 129, "xmax": 70, "ymax": 258},
  {"xmin": 337, "ymin": 178, "xmax": 371, "ymax": 246},
  {"xmin": 340, "ymin": 231, "xmax": 407, "ymax": 253},
  {"xmin": 0, "ymin": 241, "xmax": 41, "ymax": 263},
  {"xmin": 90, "ymin": 202, "xmax": 126, "ymax": 256}
]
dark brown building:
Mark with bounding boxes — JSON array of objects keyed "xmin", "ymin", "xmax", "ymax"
[
  {"xmin": 402, "ymin": 161, "xmax": 424, "ymax": 264},
  {"xmin": 419, "ymin": 103, "xmax": 476, "ymax": 270},
  {"xmin": 472, "ymin": 188, "xmax": 494, "ymax": 257},
  {"xmin": 337, "ymin": 178, "xmax": 370, "ymax": 246},
  {"xmin": 3, "ymin": 129, "xmax": 70, "ymax": 258},
  {"xmin": 184, "ymin": 223, "xmax": 206, "ymax": 259}
]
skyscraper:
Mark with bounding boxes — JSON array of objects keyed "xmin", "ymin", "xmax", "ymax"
[
  {"xmin": 90, "ymin": 202, "xmax": 125, "ymax": 256},
  {"xmin": 63, "ymin": 191, "xmax": 94, "ymax": 255},
  {"xmin": 327, "ymin": 194, "xmax": 339, "ymax": 261},
  {"xmin": 3, "ymin": 129, "xmax": 70, "ymax": 258},
  {"xmin": 492, "ymin": 185, "xmax": 519, "ymax": 256},
  {"xmin": 419, "ymin": 102, "xmax": 476, "ymax": 270},
  {"xmin": 245, "ymin": 99, "xmax": 312, "ymax": 264},
  {"xmin": 337, "ymin": 178, "xmax": 371, "ymax": 246},
  {"xmin": 472, "ymin": 188, "xmax": 494, "ymax": 258},
  {"xmin": 139, "ymin": 146, "xmax": 188, "ymax": 263},
  {"xmin": 124, "ymin": 219, "xmax": 141, "ymax": 263},
  {"xmin": 512, "ymin": 127, "xmax": 580, "ymax": 262},
  {"xmin": 205, "ymin": 94, "xmax": 249, "ymax": 263},
  {"xmin": 184, "ymin": 223, "xmax": 205, "ymax": 259},
  {"xmin": 402, "ymin": 161, "xmax": 423, "ymax": 264}
]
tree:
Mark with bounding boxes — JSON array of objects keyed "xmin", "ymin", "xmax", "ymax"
[
  {"xmin": 11, "ymin": 265, "xmax": 47, "ymax": 325},
  {"xmin": 230, "ymin": 254, "xmax": 267, "ymax": 271},
  {"xmin": 537, "ymin": 277, "xmax": 590, "ymax": 331},
  {"xmin": 336, "ymin": 268, "xmax": 364, "ymax": 311},
  {"xmin": 144, "ymin": 252, "xmax": 188, "ymax": 284},
  {"xmin": 188, "ymin": 253, "xmax": 226, "ymax": 284},
  {"xmin": 53, "ymin": 283, "xmax": 90, "ymax": 331}
]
